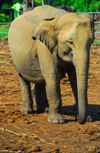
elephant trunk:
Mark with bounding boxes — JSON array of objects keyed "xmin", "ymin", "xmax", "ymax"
[{"xmin": 74, "ymin": 49, "xmax": 90, "ymax": 124}]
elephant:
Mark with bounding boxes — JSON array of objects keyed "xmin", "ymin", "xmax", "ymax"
[
  {"xmin": 55, "ymin": 6, "xmax": 76, "ymax": 12},
  {"xmin": 8, "ymin": 5, "xmax": 94, "ymax": 124},
  {"xmin": 26, "ymin": 7, "xmax": 35, "ymax": 12},
  {"xmin": 27, "ymin": 6, "xmax": 76, "ymax": 13}
]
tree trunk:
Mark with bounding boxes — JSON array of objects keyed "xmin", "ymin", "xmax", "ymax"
[{"xmin": 23, "ymin": 0, "xmax": 28, "ymax": 13}]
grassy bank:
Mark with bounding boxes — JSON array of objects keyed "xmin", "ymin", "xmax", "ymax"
[
  {"xmin": 93, "ymin": 41, "xmax": 100, "ymax": 45},
  {"xmin": 0, "ymin": 24, "xmax": 9, "ymax": 38}
]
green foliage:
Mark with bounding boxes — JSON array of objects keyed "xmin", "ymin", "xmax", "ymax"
[
  {"xmin": 49, "ymin": 0, "xmax": 62, "ymax": 6},
  {"xmin": 93, "ymin": 0, "xmax": 100, "ymax": 11},
  {"xmin": 35, "ymin": 0, "xmax": 100, "ymax": 12},
  {"xmin": 63, "ymin": 0, "xmax": 100, "ymax": 12},
  {"xmin": 61, "ymin": 0, "xmax": 66, "ymax": 6},
  {"xmin": 0, "ymin": 24, "xmax": 9, "ymax": 37},
  {"xmin": 0, "ymin": 60, "xmax": 7, "ymax": 63},
  {"xmin": 0, "ymin": 14, "xmax": 10, "ymax": 22},
  {"xmin": 3, "ymin": 0, "xmax": 13, "ymax": 7},
  {"xmin": 93, "ymin": 41, "xmax": 100, "ymax": 44},
  {"xmin": 94, "ymin": 26, "xmax": 100, "ymax": 32},
  {"xmin": 69, "ymin": 0, "xmax": 88, "ymax": 12}
]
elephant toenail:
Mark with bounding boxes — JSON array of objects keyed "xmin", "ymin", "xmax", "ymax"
[
  {"xmin": 24, "ymin": 111, "xmax": 29, "ymax": 114},
  {"xmin": 86, "ymin": 116, "xmax": 93, "ymax": 122},
  {"xmin": 59, "ymin": 119, "xmax": 64, "ymax": 124},
  {"xmin": 52, "ymin": 120, "xmax": 59, "ymax": 124}
]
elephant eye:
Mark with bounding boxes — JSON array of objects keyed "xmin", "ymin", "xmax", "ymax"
[{"xmin": 68, "ymin": 40, "xmax": 73, "ymax": 45}]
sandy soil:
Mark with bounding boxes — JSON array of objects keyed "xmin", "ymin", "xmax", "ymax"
[{"xmin": 0, "ymin": 39, "xmax": 100, "ymax": 153}]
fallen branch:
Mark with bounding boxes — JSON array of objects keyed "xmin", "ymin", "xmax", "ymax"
[
  {"xmin": 8, "ymin": 90, "xmax": 21, "ymax": 96},
  {"xmin": 8, "ymin": 124, "xmax": 22, "ymax": 131},
  {"xmin": 4, "ymin": 128, "xmax": 21, "ymax": 136},
  {"xmin": 83, "ymin": 125, "xmax": 89, "ymax": 133},
  {"xmin": 32, "ymin": 134, "xmax": 46, "ymax": 143},
  {"xmin": 2, "ymin": 126, "xmax": 54, "ymax": 145},
  {"xmin": 0, "ymin": 150, "xmax": 15, "ymax": 152}
]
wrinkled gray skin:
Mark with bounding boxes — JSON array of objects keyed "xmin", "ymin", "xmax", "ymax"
[{"xmin": 8, "ymin": 5, "xmax": 94, "ymax": 124}]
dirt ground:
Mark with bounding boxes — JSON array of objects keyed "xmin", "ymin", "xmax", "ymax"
[{"xmin": 0, "ymin": 36, "xmax": 100, "ymax": 153}]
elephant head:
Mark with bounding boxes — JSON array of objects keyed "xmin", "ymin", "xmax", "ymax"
[{"xmin": 33, "ymin": 13, "xmax": 94, "ymax": 124}]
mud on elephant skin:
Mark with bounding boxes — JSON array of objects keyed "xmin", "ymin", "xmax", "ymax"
[{"xmin": 8, "ymin": 5, "xmax": 94, "ymax": 124}]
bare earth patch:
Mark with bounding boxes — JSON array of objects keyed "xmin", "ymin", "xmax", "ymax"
[{"xmin": 0, "ymin": 40, "xmax": 100, "ymax": 153}]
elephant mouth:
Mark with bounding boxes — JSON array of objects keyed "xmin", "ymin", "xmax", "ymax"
[
  {"xmin": 58, "ymin": 47, "xmax": 73, "ymax": 62},
  {"xmin": 63, "ymin": 50, "xmax": 73, "ymax": 57},
  {"xmin": 62, "ymin": 50, "xmax": 73, "ymax": 62}
]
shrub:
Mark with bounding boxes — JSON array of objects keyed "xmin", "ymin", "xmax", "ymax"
[{"xmin": 0, "ymin": 14, "xmax": 10, "ymax": 22}]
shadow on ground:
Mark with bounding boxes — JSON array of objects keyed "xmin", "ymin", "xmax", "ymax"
[{"xmin": 62, "ymin": 104, "xmax": 100, "ymax": 122}]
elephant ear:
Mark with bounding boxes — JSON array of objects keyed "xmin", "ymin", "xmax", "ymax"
[{"xmin": 32, "ymin": 18, "xmax": 57, "ymax": 52}]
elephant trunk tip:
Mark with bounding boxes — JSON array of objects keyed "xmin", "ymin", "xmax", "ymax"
[{"xmin": 77, "ymin": 115, "xmax": 87, "ymax": 124}]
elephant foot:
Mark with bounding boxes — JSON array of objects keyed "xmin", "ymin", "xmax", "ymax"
[
  {"xmin": 63, "ymin": 108, "xmax": 94, "ymax": 122},
  {"xmin": 76, "ymin": 115, "xmax": 94, "ymax": 123},
  {"xmin": 37, "ymin": 106, "xmax": 49, "ymax": 113},
  {"xmin": 86, "ymin": 115, "xmax": 94, "ymax": 122},
  {"xmin": 47, "ymin": 113, "xmax": 65, "ymax": 124},
  {"xmin": 23, "ymin": 110, "xmax": 34, "ymax": 114},
  {"xmin": 20, "ymin": 105, "xmax": 34, "ymax": 114}
]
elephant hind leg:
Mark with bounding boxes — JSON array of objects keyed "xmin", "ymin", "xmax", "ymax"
[
  {"xmin": 19, "ymin": 74, "xmax": 33, "ymax": 114},
  {"xmin": 35, "ymin": 84, "xmax": 48, "ymax": 113}
]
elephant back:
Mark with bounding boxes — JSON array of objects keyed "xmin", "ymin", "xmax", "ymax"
[{"xmin": 46, "ymin": 8, "xmax": 67, "ymax": 20}]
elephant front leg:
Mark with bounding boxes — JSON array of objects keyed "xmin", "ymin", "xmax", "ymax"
[
  {"xmin": 35, "ymin": 84, "xmax": 48, "ymax": 112},
  {"xmin": 19, "ymin": 75, "xmax": 33, "ymax": 114},
  {"xmin": 47, "ymin": 79, "xmax": 65, "ymax": 124}
]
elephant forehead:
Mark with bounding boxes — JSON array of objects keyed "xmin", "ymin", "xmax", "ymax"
[
  {"xmin": 59, "ymin": 36, "xmax": 66, "ymax": 42},
  {"xmin": 58, "ymin": 29, "xmax": 74, "ymax": 43},
  {"xmin": 58, "ymin": 34, "xmax": 66, "ymax": 43},
  {"xmin": 57, "ymin": 13, "xmax": 92, "ymax": 33}
]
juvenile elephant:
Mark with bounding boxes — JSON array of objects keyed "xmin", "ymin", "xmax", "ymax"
[
  {"xmin": 55, "ymin": 6, "xmax": 76, "ymax": 12},
  {"xmin": 8, "ymin": 5, "xmax": 94, "ymax": 124}
]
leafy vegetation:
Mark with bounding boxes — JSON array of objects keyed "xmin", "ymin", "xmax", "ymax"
[
  {"xmin": 95, "ymin": 26, "xmax": 100, "ymax": 30},
  {"xmin": 0, "ymin": 0, "xmax": 13, "ymax": 10},
  {"xmin": 0, "ymin": 14, "xmax": 10, "ymax": 22},
  {"xmin": 1, "ymin": 0, "xmax": 100, "ymax": 12},
  {"xmin": 0, "ymin": 24, "xmax": 9, "ymax": 37},
  {"xmin": 0, "ymin": 60, "xmax": 7, "ymax": 63},
  {"xmin": 93, "ymin": 41, "xmax": 100, "ymax": 45},
  {"xmin": 36, "ymin": 0, "xmax": 100, "ymax": 12}
]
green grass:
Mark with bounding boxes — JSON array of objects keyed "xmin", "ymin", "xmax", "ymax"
[
  {"xmin": 93, "ymin": 41, "xmax": 100, "ymax": 45},
  {"xmin": 0, "ymin": 60, "xmax": 7, "ymax": 63},
  {"xmin": 0, "ymin": 24, "xmax": 9, "ymax": 37},
  {"xmin": 94, "ymin": 26, "xmax": 100, "ymax": 32},
  {"xmin": 95, "ymin": 26, "xmax": 100, "ymax": 29}
]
